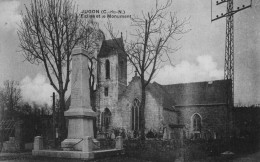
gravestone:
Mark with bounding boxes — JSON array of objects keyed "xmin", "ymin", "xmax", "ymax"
[{"xmin": 61, "ymin": 47, "xmax": 96, "ymax": 151}]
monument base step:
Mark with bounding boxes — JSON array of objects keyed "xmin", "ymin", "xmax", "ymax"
[
  {"xmin": 32, "ymin": 149, "xmax": 124, "ymax": 160},
  {"xmin": 32, "ymin": 150, "xmax": 94, "ymax": 160}
]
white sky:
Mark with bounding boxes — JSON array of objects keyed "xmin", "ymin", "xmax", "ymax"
[{"xmin": 0, "ymin": 0, "xmax": 259, "ymax": 105}]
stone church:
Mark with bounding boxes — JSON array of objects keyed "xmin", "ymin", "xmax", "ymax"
[{"xmin": 69, "ymin": 37, "xmax": 232, "ymax": 140}]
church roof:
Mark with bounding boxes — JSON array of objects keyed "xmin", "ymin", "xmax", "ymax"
[
  {"xmin": 147, "ymin": 82, "xmax": 176, "ymax": 110},
  {"xmin": 98, "ymin": 37, "xmax": 124, "ymax": 58},
  {"xmin": 127, "ymin": 77, "xmax": 230, "ymax": 109},
  {"xmin": 161, "ymin": 79, "xmax": 231, "ymax": 106}
]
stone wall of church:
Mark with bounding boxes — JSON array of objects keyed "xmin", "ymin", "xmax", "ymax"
[
  {"xmin": 97, "ymin": 54, "xmax": 119, "ymax": 113},
  {"xmin": 144, "ymin": 92, "xmax": 162, "ymax": 130},
  {"xmin": 115, "ymin": 77, "xmax": 141, "ymax": 129},
  {"xmin": 162, "ymin": 110, "xmax": 179, "ymax": 126},
  {"xmin": 177, "ymin": 105, "xmax": 229, "ymax": 139},
  {"xmin": 113, "ymin": 79, "xmax": 164, "ymax": 132},
  {"xmin": 117, "ymin": 50, "xmax": 127, "ymax": 96}
]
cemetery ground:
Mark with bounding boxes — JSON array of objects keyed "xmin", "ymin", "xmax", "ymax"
[
  {"xmin": 0, "ymin": 137, "xmax": 259, "ymax": 162},
  {"xmin": 0, "ymin": 153, "xmax": 149, "ymax": 162},
  {"xmin": 1, "ymin": 148, "xmax": 260, "ymax": 162},
  {"xmin": 1, "ymin": 134, "xmax": 259, "ymax": 161}
]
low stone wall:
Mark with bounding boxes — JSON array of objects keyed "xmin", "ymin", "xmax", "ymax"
[
  {"xmin": 95, "ymin": 139, "xmax": 115, "ymax": 150},
  {"xmin": 124, "ymin": 139, "xmax": 184, "ymax": 162},
  {"xmin": 124, "ymin": 138, "xmax": 260, "ymax": 162}
]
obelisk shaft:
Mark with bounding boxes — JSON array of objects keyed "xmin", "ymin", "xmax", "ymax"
[{"xmin": 70, "ymin": 48, "xmax": 91, "ymax": 109}]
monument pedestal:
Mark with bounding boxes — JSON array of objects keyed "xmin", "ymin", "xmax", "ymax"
[{"xmin": 62, "ymin": 109, "xmax": 96, "ymax": 150}]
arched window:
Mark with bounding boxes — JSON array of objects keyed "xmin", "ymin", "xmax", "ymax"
[
  {"xmin": 105, "ymin": 59, "xmax": 110, "ymax": 79},
  {"xmin": 192, "ymin": 114, "xmax": 202, "ymax": 132},
  {"xmin": 131, "ymin": 98, "xmax": 141, "ymax": 131},
  {"xmin": 104, "ymin": 87, "xmax": 108, "ymax": 96},
  {"xmin": 101, "ymin": 108, "xmax": 111, "ymax": 130}
]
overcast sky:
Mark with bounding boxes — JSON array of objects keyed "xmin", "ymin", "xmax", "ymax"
[{"xmin": 0, "ymin": 0, "xmax": 259, "ymax": 105}]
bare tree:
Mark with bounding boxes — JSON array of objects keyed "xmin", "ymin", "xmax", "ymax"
[
  {"xmin": 108, "ymin": 0, "xmax": 189, "ymax": 139},
  {"xmin": 0, "ymin": 80, "xmax": 21, "ymax": 151},
  {"xmin": 17, "ymin": 0, "xmax": 84, "ymax": 138},
  {"xmin": 0, "ymin": 80, "xmax": 22, "ymax": 120}
]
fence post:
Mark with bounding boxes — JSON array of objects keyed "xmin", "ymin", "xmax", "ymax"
[
  {"xmin": 33, "ymin": 136, "xmax": 43, "ymax": 150},
  {"xmin": 115, "ymin": 136, "xmax": 123, "ymax": 149},
  {"xmin": 180, "ymin": 129, "xmax": 184, "ymax": 147},
  {"xmin": 82, "ymin": 136, "xmax": 92, "ymax": 152}
]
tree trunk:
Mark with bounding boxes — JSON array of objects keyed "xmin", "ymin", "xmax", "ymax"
[
  {"xmin": 58, "ymin": 91, "xmax": 67, "ymax": 141},
  {"xmin": 0, "ymin": 130, "xmax": 3, "ymax": 152},
  {"xmin": 89, "ymin": 88, "xmax": 97, "ymax": 138},
  {"xmin": 0, "ymin": 107, "xmax": 4, "ymax": 120},
  {"xmin": 140, "ymin": 85, "xmax": 146, "ymax": 140}
]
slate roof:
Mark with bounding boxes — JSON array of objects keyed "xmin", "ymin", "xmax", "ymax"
[
  {"xmin": 161, "ymin": 79, "xmax": 231, "ymax": 106},
  {"xmin": 98, "ymin": 38, "xmax": 124, "ymax": 58},
  {"xmin": 127, "ymin": 77, "xmax": 230, "ymax": 109},
  {"xmin": 147, "ymin": 82, "xmax": 176, "ymax": 110}
]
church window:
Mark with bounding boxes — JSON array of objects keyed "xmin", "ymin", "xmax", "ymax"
[
  {"xmin": 120, "ymin": 60, "xmax": 124, "ymax": 76},
  {"xmin": 101, "ymin": 108, "xmax": 111, "ymax": 130},
  {"xmin": 192, "ymin": 114, "xmax": 202, "ymax": 132},
  {"xmin": 104, "ymin": 87, "xmax": 108, "ymax": 96},
  {"xmin": 105, "ymin": 59, "xmax": 110, "ymax": 79},
  {"xmin": 120, "ymin": 60, "xmax": 124, "ymax": 66},
  {"xmin": 131, "ymin": 98, "xmax": 141, "ymax": 131}
]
